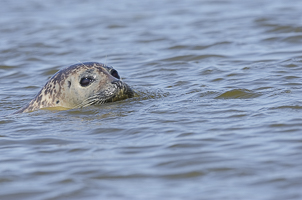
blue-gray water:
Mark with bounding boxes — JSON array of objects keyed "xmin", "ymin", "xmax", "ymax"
[{"xmin": 1, "ymin": 0, "xmax": 302, "ymax": 199}]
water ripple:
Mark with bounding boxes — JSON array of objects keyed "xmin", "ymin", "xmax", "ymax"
[{"xmin": 2, "ymin": 0, "xmax": 302, "ymax": 200}]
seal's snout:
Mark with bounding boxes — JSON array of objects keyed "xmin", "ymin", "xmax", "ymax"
[
  {"xmin": 111, "ymin": 80, "xmax": 122, "ymax": 87},
  {"xmin": 110, "ymin": 79, "xmax": 134, "ymax": 98}
]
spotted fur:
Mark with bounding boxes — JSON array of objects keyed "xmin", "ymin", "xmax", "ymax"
[{"xmin": 15, "ymin": 62, "xmax": 134, "ymax": 113}]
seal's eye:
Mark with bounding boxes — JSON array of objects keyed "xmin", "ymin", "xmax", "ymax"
[
  {"xmin": 111, "ymin": 69, "xmax": 120, "ymax": 79},
  {"xmin": 80, "ymin": 77, "xmax": 94, "ymax": 87}
]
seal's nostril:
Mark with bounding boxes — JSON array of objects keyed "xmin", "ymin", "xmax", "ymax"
[{"xmin": 110, "ymin": 69, "xmax": 120, "ymax": 79}]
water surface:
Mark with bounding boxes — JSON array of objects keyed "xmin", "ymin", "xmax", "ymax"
[{"xmin": 1, "ymin": 0, "xmax": 302, "ymax": 199}]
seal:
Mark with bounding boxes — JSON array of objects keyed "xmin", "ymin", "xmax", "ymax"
[{"xmin": 15, "ymin": 62, "xmax": 134, "ymax": 113}]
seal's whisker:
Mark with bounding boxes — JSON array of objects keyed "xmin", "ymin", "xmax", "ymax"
[
  {"xmin": 105, "ymin": 55, "xmax": 108, "ymax": 66},
  {"xmin": 15, "ymin": 62, "xmax": 134, "ymax": 113},
  {"xmin": 76, "ymin": 60, "xmax": 88, "ymax": 68},
  {"xmin": 74, "ymin": 96, "xmax": 99, "ymax": 109},
  {"xmin": 74, "ymin": 90, "xmax": 119, "ymax": 109},
  {"xmin": 73, "ymin": 92, "xmax": 109, "ymax": 109}
]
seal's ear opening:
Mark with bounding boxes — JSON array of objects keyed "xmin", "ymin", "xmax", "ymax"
[{"xmin": 110, "ymin": 69, "xmax": 120, "ymax": 79}]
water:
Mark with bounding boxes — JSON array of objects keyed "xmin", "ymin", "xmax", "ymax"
[{"xmin": 1, "ymin": 0, "xmax": 302, "ymax": 199}]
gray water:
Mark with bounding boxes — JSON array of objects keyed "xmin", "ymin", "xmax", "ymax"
[{"xmin": 1, "ymin": 0, "xmax": 302, "ymax": 199}]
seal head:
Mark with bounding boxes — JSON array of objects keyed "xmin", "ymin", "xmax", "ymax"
[{"xmin": 16, "ymin": 62, "xmax": 134, "ymax": 113}]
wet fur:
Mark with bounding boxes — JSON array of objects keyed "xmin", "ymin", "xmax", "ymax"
[{"xmin": 15, "ymin": 62, "xmax": 134, "ymax": 113}]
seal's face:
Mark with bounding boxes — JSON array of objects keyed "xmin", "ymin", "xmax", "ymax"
[
  {"xmin": 16, "ymin": 62, "xmax": 134, "ymax": 113},
  {"xmin": 64, "ymin": 62, "xmax": 133, "ymax": 109}
]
